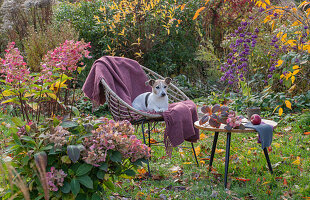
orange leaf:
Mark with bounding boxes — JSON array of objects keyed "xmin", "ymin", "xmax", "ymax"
[
  {"xmin": 304, "ymin": 132, "xmax": 310, "ymax": 135},
  {"xmin": 235, "ymin": 177, "xmax": 250, "ymax": 182},
  {"xmin": 150, "ymin": 138, "xmax": 157, "ymax": 144},
  {"xmin": 283, "ymin": 178, "xmax": 288, "ymax": 186},
  {"xmin": 137, "ymin": 168, "xmax": 147, "ymax": 174},
  {"xmin": 256, "ymin": 177, "xmax": 261, "ymax": 183},
  {"xmin": 193, "ymin": 7, "xmax": 206, "ymax": 20}
]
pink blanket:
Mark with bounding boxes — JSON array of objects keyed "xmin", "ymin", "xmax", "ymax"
[
  {"xmin": 161, "ymin": 100, "xmax": 200, "ymax": 156},
  {"xmin": 82, "ymin": 56, "xmax": 199, "ymax": 154},
  {"xmin": 82, "ymin": 56, "xmax": 151, "ymax": 107}
]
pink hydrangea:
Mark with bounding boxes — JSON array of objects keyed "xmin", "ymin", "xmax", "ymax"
[
  {"xmin": 41, "ymin": 40, "xmax": 91, "ymax": 76},
  {"xmin": 82, "ymin": 118, "xmax": 150, "ymax": 166},
  {"xmin": 46, "ymin": 167, "xmax": 67, "ymax": 192},
  {"xmin": 0, "ymin": 42, "xmax": 30, "ymax": 84}
]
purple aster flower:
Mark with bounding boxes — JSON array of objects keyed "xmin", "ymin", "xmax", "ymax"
[
  {"xmin": 252, "ymin": 35, "xmax": 258, "ymax": 39},
  {"xmin": 233, "ymin": 48, "xmax": 238, "ymax": 53},
  {"xmin": 240, "ymin": 33, "xmax": 245, "ymax": 37},
  {"xmin": 228, "ymin": 80, "xmax": 234, "ymax": 84},
  {"xmin": 304, "ymin": 26, "xmax": 308, "ymax": 29},
  {"xmin": 239, "ymin": 74, "xmax": 243, "ymax": 78},
  {"xmin": 279, "ymin": 79, "xmax": 283, "ymax": 84},
  {"xmin": 274, "ymin": 44, "xmax": 279, "ymax": 48},
  {"xmin": 245, "ymin": 38, "xmax": 251, "ymax": 43},
  {"xmin": 249, "ymin": 16, "xmax": 253, "ymax": 19},
  {"xmin": 238, "ymin": 26, "xmax": 243, "ymax": 31},
  {"xmin": 274, "ymin": 13, "xmax": 278, "ymax": 17},
  {"xmin": 267, "ymin": 74, "xmax": 272, "ymax": 78},
  {"xmin": 255, "ymin": 28, "xmax": 259, "ymax": 33},
  {"xmin": 228, "ymin": 53, "xmax": 233, "ymax": 57}
]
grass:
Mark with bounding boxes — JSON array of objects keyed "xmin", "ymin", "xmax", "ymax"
[{"xmin": 103, "ymin": 113, "xmax": 310, "ymax": 199}]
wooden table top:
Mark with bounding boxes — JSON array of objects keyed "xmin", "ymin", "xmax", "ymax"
[{"xmin": 194, "ymin": 119, "xmax": 278, "ymax": 133}]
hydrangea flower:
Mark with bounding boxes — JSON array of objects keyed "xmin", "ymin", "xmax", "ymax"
[
  {"xmin": 82, "ymin": 118, "xmax": 150, "ymax": 166},
  {"xmin": 0, "ymin": 42, "xmax": 30, "ymax": 84},
  {"xmin": 46, "ymin": 167, "xmax": 67, "ymax": 192}
]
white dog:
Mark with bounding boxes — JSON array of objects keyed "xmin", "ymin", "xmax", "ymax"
[{"xmin": 132, "ymin": 77, "xmax": 171, "ymax": 112}]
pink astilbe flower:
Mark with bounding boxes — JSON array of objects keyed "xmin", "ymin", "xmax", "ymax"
[
  {"xmin": 46, "ymin": 167, "xmax": 67, "ymax": 192},
  {"xmin": 82, "ymin": 118, "xmax": 150, "ymax": 166},
  {"xmin": 0, "ymin": 42, "xmax": 30, "ymax": 84},
  {"xmin": 41, "ymin": 40, "xmax": 91, "ymax": 75}
]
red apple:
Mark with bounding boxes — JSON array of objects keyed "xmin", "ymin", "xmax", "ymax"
[{"xmin": 251, "ymin": 114, "xmax": 262, "ymax": 125}]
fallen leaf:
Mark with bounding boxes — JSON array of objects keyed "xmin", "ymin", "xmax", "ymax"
[
  {"xmin": 210, "ymin": 190, "xmax": 218, "ymax": 198},
  {"xmin": 150, "ymin": 138, "xmax": 157, "ymax": 144},
  {"xmin": 215, "ymin": 149, "xmax": 225, "ymax": 154},
  {"xmin": 304, "ymin": 132, "xmax": 310, "ymax": 135},
  {"xmin": 283, "ymin": 178, "xmax": 288, "ymax": 187},
  {"xmin": 292, "ymin": 157, "xmax": 301, "ymax": 165},
  {"xmin": 194, "ymin": 145, "xmax": 201, "ymax": 156},
  {"xmin": 273, "ymin": 143, "xmax": 280, "ymax": 148},
  {"xmin": 235, "ymin": 177, "xmax": 250, "ymax": 182},
  {"xmin": 169, "ymin": 166, "xmax": 181, "ymax": 173},
  {"xmin": 256, "ymin": 178, "xmax": 260, "ymax": 183},
  {"xmin": 200, "ymin": 133, "xmax": 207, "ymax": 140},
  {"xmin": 183, "ymin": 162, "xmax": 192, "ymax": 165}
]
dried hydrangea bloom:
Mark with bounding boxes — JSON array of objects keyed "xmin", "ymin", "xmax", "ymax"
[
  {"xmin": 49, "ymin": 126, "xmax": 72, "ymax": 149},
  {"xmin": 46, "ymin": 167, "xmax": 67, "ymax": 192}
]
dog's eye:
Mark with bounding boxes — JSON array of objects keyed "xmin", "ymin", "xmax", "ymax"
[
  {"xmin": 164, "ymin": 86, "xmax": 167, "ymax": 88},
  {"xmin": 156, "ymin": 86, "xmax": 160, "ymax": 89}
]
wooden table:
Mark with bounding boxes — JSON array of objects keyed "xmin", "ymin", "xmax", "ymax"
[{"xmin": 194, "ymin": 119, "xmax": 278, "ymax": 188}]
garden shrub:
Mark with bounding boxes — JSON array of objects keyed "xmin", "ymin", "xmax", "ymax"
[
  {"xmin": 23, "ymin": 21, "xmax": 79, "ymax": 72},
  {"xmin": 1, "ymin": 116, "xmax": 150, "ymax": 199}
]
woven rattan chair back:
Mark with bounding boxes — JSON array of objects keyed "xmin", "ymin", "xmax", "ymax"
[{"xmin": 101, "ymin": 65, "xmax": 189, "ymax": 123}]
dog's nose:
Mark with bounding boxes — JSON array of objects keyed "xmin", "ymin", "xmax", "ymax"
[{"xmin": 161, "ymin": 93, "xmax": 166, "ymax": 97}]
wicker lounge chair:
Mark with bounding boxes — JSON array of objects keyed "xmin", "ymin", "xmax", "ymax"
[{"xmin": 100, "ymin": 65, "xmax": 199, "ymax": 174}]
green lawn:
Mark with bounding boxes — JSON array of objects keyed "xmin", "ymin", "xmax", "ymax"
[{"xmin": 104, "ymin": 113, "xmax": 310, "ymax": 199}]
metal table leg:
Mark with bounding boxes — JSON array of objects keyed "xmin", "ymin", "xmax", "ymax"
[
  {"xmin": 209, "ymin": 132, "xmax": 219, "ymax": 171},
  {"xmin": 224, "ymin": 132, "xmax": 231, "ymax": 189},
  {"xmin": 263, "ymin": 147, "xmax": 273, "ymax": 174}
]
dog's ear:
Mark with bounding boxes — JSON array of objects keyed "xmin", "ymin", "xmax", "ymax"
[
  {"xmin": 164, "ymin": 77, "xmax": 172, "ymax": 85},
  {"xmin": 146, "ymin": 79, "xmax": 155, "ymax": 86}
]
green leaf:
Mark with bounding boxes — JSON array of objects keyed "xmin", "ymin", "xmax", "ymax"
[
  {"xmin": 124, "ymin": 169, "xmax": 135, "ymax": 176},
  {"xmin": 11, "ymin": 117, "xmax": 25, "ymax": 127},
  {"xmin": 61, "ymin": 155, "xmax": 72, "ymax": 164},
  {"xmin": 76, "ymin": 163, "xmax": 92, "ymax": 176},
  {"xmin": 67, "ymin": 145, "xmax": 80, "ymax": 163},
  {"xmin": 91, "ymin": 193, "xmax": 101, "ymax": 200},
  {"xmin": 61, "ymin": 182, "xmax": 71, "ymax": 193},
  {"xmin": 103, "ymin": 179, "xmax": 115, "ymax": 191},
  {"xmin": 97, "ymin": 170, "xmax": 105, "ymax": 180},
  {"xmin": 60, "ymin": 120, "xmax": 78, "ymax": 128},
  {"xmin": 110, "ymin": 151, "xmax": 122, "ymax": 163},
  {"xmin": 99, "ymin": 162, "xmax": 108, "ymax": 171},
  {"xmin": 12, "ymin": 133, "xmax": 22, "ymax": 145},
  {"xmin": 21, "ymin": 136, "xmax": 36, "ymax": 145},
  {"xmin": 1, "ymin": 98, "xmax": 20, "ymax": 105},
  {"xmin": 77, "ymin": 175, "xmax": 93, "ymax": 189},
  {"xmin": 76, "ymin": 194, "xmax": 87, "ymax": 200},
  {"xmin": 34, "ymin": 194, "xmax": 45, "ymax": 200},
  {"xmin": 70, "ymin": 179, "xmax": 80, "ymax": 195},
  {"xmin": 21, "ymin": 156, "xmax": 29, "ymax": 165}
]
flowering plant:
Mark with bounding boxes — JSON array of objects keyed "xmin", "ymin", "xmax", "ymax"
[
  {"xmin": 0, "ymin": 40, "xmax": 91, "ymax": 123},
  {"xmin": 2, "ymin": 116, "xmax": 149, "ymax": 199}
]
